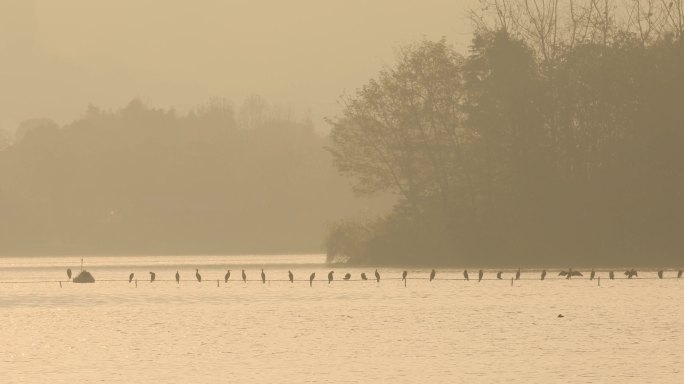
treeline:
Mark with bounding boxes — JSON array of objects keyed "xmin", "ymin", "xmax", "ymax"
[
  {"xmin": 326, "ymin": 0, "xmax": 684, "ymax": 266},
  {"xmin": 0, "ymin": 96, "xmax": 388, "ymax": 255}
]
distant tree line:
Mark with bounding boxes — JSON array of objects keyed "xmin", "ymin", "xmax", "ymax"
[
  {"xmin": 0, "ymin": 96, "xmax": 387, "ymax": 255},
  {"xmin": 326, "ymin": 0, "xmax": 684, "ymax": 266}
]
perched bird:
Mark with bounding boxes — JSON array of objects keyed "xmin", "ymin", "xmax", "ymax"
[
  {"xmin": 566, "ymin": 268, "xmax": 573, "ymax": 279},
  {"xmin": 195, "ymin": 269, "xmax": 202, "ymax": 283},
  {"xmin": 658, "ymin": 270, "xmax": 664, "ymax": 279},
  {"xmin": 67, "ymin": 268, "xmax": 72, "ymax": 279},
  {"xmin": 558, "ymin": 314, "xmax": 564, "ymax": 318},
  {"xmin": 309, "ymin": 272, "xmax": 316, "ymax": 287},
  {"xmin": 515, "ymin": 269, "xmax": 521, "ymax": 280},
  {"xmin": 463, "ymin": 269, "xmax": 469, "ymax": 281},
  {"xmin": 478, "ymin": 269, "xmax": 484, "ymax": 282},
  {"xmin": 609, "ymin": 271, "xmax": 615, "ymax": 280},
  {"xmin": 149, "ymin": 272, "xmax": 156, "ymax": 282},
  {"xmin": 129, "ymin": 273, "xmax": 134, "ymax": 283},
  {"xmin": 343, "ymin": 273, "xmax": 352, "ymax": 280},
  {"xmin": 590, "ymin": 269, "xmax": 595, "ymax": 280},
  {"xmin": 242, "ymin": 269, "xmax": 247, "ymax": 283},
  {"xmin": 328, "ymin": 271, "xmax": 334, "ymax": 284},
  {"xmin": 288, "ymin": 270, "xmax": 294, "ymax": 283},
  {"xmin": 678, "ymin": 270, "xmax": 683, "ymax": 279},
  {"xmin": 374, "ymin": 269, "xmax": 380, "ymax": 283},
  {"xmin": 225, "ymin": 270, "xmax": 231, "ymax": 283},
  {"xmin": 361, "ymin": 272, "xmax": 368, "ymax": 280},
  {"xmin": 261, "ymin": 269, "xmax": 266, "ymax": 284},
  {"xmin": 497, "ymin": 271, "xmax": 503, "ymax": 280},
  {"xmin": 541, "ymin": 269, "xmax": 546, "ymax": 280},
  {"xmin": 429, "ymin": 269, "xmax": 436, "ymax": 282},
  {"xmin": 176, "ymin": 271, "xmax": 180, "ymax": 284},
  {"xmin": 402, "ymin": 270, "xmax": 408, "ymax": 282}
]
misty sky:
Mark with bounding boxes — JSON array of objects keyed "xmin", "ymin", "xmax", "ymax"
[{"xmin": 0, "ymin": 0, "xmax": 475, "ymax": 136}]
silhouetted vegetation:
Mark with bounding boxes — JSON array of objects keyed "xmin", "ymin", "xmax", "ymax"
[
  {"xmin": 326, "ymin": 0, "xmax": 684, "ymax": 266},
  {"xmin": 0, "ymin": 97, "xmax": 388, "ymax": 255}
]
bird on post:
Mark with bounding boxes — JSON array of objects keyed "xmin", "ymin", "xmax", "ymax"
[
  {"xmin": 374, "ymin": 269, "xmax": 380, "ymax": 283},
  {"xmin": 175, "ymin": 271, "xmax": 180, "ymax": 284},
  {"xmin": 515, "ymin": 269, "xmax": 521, "ymax": 280},
  {"xmin": 288, "ymin": 270, "xmax": 294, "ymax": 283},
  {"xmin": 590, "ymin": 269, "xmax": 595, "ymax": 280},
  {"xmin": 67, "ymin": 268, "xmax": 72, "ymax": 280},
  {"xmin": 225, "ymin": 270, "xmax": 231, "ymax": 283},
  {"xmin": 478, "ymin": 269, "xmax": 484, "ymax": 282},
  {"xmin": 242, "ymin": 269, "xmax": 247, "ymax": 283},
  {"xmin": 463, "ymin": 270, "xmax": 469, "ymax": 281},
  {"xmin": 361, "ymin": 273, "xmax": 368, "ymax": 280},
  {"xmin": 149, "ymin": 272, "xmax": 156, "ymax": 282},
  {"xmin": 195, "ymin": 269, "xmax": 202, "ymax": 283},
  {"xmin": 497, "ymin": 271, "xmax": 503, "ymax": 280},
  {"xmin": 402, "ymin": 271, "xmax": 408, "ymax": 282},
  {"xmin": 261, "ymin": 269, "xmax": 266, "ymax": 284},
  {"xmin": 609, "ymin": 271, "xmax": 615, "ymax": 280},
  {"xmin": 541, "ymin": 269, "xmax": 547, "ymax": 280},
  {"xmin": 429, "ymin": 269, "xmax": 436, "ymax": 282},
  {"xmin": 309, "ymin": 272, "xmax": 315, "ymax": 287},
  {"xmin": 343, "ymin": 273, "xmax": 352, "ymax": 280},
  {"xmin": 658, "ymin": 270, "xmax": 664, "ymax": 279},
  {"xmin": 129, "ymin": 273, "xmax": 134, "ymax": 283},
  {"xmin": 678, "ymin": 270, "xmax": 683, "ymax": 279},
  {"xmin": 328, "ymin": 271, "xmax": 334, "ymax": 284}
]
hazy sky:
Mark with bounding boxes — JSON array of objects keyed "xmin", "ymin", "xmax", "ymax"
[{"xmin": 0, "ymin": 0, "xmax": 475, "ymax": 135}]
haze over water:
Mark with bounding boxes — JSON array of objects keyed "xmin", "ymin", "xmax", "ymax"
[{"xmin": 2, "ymin": 255, "xmax": 683, "ymax": 383}]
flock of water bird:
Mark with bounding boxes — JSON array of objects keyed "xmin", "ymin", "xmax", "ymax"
[{"xmin": 64, "ymin": 267, "xmax": 684, "ymax": 285}]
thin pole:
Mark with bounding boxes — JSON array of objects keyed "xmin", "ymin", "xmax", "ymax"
[
  {"xmin": 598, "ymin": 276, "xmax": 600, "ymax": 287},
  {"xmin": 59, "ymin": 281, "xmax": 62, "ymax": 288},
  {"xmin": 511, "ymin": 277, "xmax": 514, "ymax": 286}
]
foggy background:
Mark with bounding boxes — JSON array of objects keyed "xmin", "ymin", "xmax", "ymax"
[{"xmin": 0, "ymin": 0, "xmax": 473, "ymax": 137}]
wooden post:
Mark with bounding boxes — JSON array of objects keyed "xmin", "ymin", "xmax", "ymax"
[
  {"xmin": 217, "ymin": 280, "xmax": 219, "ymax": 287},
  {"xmin": 135, "ymin": 279, "xmax": 138, "ymax": 288},
  {"xmin": 598, "ymin": 276, "xmax": 600, "ymax": 287},
  {"xmin": 511, "ymin": 277, "xmax": 514, "ymax": 286},
  {"xmin": 59, "ymin": 281, "xmax": 62, "ymax": 288}
]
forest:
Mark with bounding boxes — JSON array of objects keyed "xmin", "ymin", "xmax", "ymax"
[
  {"xmin": 325, "ymin": 0, "xmax": 684, "ymax": 266},
  {"xmin": 1, "ymin": 0, "xmax": 683, "ymax": 266},
  {"xmin": 0, "ymin": 96, "xmax": 388, "ymax": 255}
]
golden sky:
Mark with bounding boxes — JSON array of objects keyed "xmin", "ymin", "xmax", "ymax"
[{"xmin": 0, "ymin": 0, "xmax": 474, "ymax": 134}]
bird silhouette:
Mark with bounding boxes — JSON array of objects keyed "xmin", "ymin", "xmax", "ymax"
[
  {"xmin": 225, "ymin": 270, "xmax": 231, "ymax": 283},
  {"xmin": 590, "ymin": 269, "xmax": 595, "ymax": 280},
  {"xmin": 609, "ymin": 271, "xmax": 615, "ymax": 280},
  {"xmin": 429, "ymin": 269, "xmax": 436, "ymax": 282},
  {"xmin": 402, "ymin": 270, "xmax": 408, "ymax": 281},
  {"xmin": 328, "ymin": 271, "xmax": 334, "ymax": 284},
  {"xmin": 242, "ymin": 269, "xmax": 247, "ymax": 283},
  {"xmin": 261, "ymin": 269, "xmax": 266, "ymax": 284},
  {"xmin": 344, "ymin": 273, "xmax": 351, "ymax": 280},
  {"xmin": 374, "ymin": 269, "xmax": 380, "ymax": 283},
  {"xmin": 497, "ymin": 271, "xmax": 503, "ymax": 280},
  {"xmin": 478, "ymin": 269, "xmax": 484, "ymax": 282},
  {"xmin": 176, "ymin": 271, "xmax": 180, "ymax": 284},
  {"xmin": 195, "ymin": 269, "xmax": 202, "ymax": 283},
  {"xmin": 129, "ymin": 273, "xmax": 134, "ymax": 283},
  {"xmin": 541, "ymin": 269, "xmax": 546, "ymax": 280},
  {"xmin": 658, "ymin": 270, "xmax": 664, "ymax": 279},
  {"xmin": 515, "ymin": 269, "xmax": 521, "ymax": 280},
  {"xmin": 67, "ymin": 268, "xmax": 72, "ymax": 279},
  {"xmin": 624, "ymin": 269, "xmax": 638, "ymax": 279},
  {"xmin": 288, "ymin": 270, "xmax": 294, "ymax": 283},
  {"xmin": 149, "ymin": 272, "xmax": 156, "ymax": 282},
  {"xmin": 463, "ymin": 269, "xmax": 469, "ymax": 281},
  {"xmin": 678, "ymin": 270, "xmax": 683, "ymax": 279},
  {"xmin": 361, "ymin": 272, "xmax": 368, "ymax": 280},
  {"xmin": 566, "ymin": 268, "xmax": 573, "ymax": 279},
  {"xmin": 309, "ymin": 272, "xmax": 315, "ymax": 287}
]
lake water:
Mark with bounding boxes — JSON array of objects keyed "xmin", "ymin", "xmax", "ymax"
[{"xmin": 1, "ymin": 255, "xmax": 683, "ymax": 383}]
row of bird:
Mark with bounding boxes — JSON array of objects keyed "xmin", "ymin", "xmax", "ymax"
[{"xmin": 66, "ymin": 267, "xmax": 684, "ymax": 284}]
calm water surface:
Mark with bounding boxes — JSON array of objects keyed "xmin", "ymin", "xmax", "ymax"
[{"xmin": 1, "ymin": 255, "xmax": 683, "ymax": 383}]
